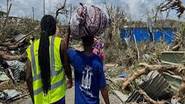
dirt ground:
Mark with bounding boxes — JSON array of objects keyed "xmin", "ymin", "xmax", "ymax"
[
  {"xmin": 66, "ymin": 86, "xmax": 75, "ymax": 104},
  {"xmin": 9, "ymin": 87, "xmax": 108, "ymax": 104},
  {"xmin": 9, "ymin": 87, "xmax": 74, "ymax": 104},
  {"xmin": 9, "ymin": 86, "xmax": 110, "ymax": 104}
]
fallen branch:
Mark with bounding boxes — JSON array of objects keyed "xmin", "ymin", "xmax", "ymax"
[
  {"xmin": 159, "ymin": 0, "xmax": 185, "ymax": 18},
  {"xmin": 0, "ymin": 42, "xmax": 23, "ymax": 50},
  {"xmin": 5, "ymin": 68, "xmax": 16, "ymax": 84},
  {"xmin": 138, "ymin": 89, "xmax": 166, "ymax": 104},
  {"xmin": 171, "ymin": 32, "xmax": 183, "ymax": 51},
  {"xmin": 122, "ymin": 68, "xmax": 147, "ymax": 89},
  {"xmin": 0, "ymin": 51, "xmax": 21, "ymax": 60},
  {"xmin": 139, "ymin": 63, "xmax": 185, "ymax": 76},
  {"xmin": 173, "ymin": 78, "xmax": 185, "ymax": 102},
  {"xmin": 171, "ymin": 42, "xmax": 182, "ymax": 51},
  {"xmin": 122, "ymin": 63, "xmax": 185, "ymax": 89},
  {"xmin": 55, "ymin": 0, "xmax": 67, "ymax": 19},
  {"xmin": 0, "ymin": 41, "xmax": 13, "ymax": 46}
]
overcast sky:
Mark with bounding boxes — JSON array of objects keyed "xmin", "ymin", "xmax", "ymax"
[{"xmin": 0, "ymin": 0, "xmax": 185, "ymax": 21}]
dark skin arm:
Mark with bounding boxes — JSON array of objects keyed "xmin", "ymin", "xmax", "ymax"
[
  {"xmin": 101, "ymin": 86, "xmax": 110, "ymax": 104},
  {"xmin": 25, "ymin": 60, "xmax": 34, "ymax": 103},
  {"xmin": 60, "ymin": 40, "xmax": 72, "ymax": 88}
]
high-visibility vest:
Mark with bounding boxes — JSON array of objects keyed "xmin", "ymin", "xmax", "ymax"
[{"xmin": 26, "ymin": 36, "xmax": 66, "ymax": 104}]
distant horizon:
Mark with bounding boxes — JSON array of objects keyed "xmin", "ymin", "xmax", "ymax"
[{"xmin": 0, "ymin": 0, "xmax": 185, "ymax": 22}]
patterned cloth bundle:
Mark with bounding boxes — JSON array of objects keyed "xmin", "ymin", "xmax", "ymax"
[{"xmin": 70, "ymin": 3, "xmax": 110, "ymax": 39}]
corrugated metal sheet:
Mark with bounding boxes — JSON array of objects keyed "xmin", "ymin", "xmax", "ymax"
[
  {"xmin": 161, "ymin": 51, "xmax": 185, "ymax": 64},
  {"xmin": 126, "ymin": 90, "xmax": 144, "ymax": 103},
  {"xmin": 126, "ymin": 71, "xmax": 173, "ymax": 103}
]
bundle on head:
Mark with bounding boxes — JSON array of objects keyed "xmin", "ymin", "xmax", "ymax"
[{"xmin": 70, "ymin": 3, "xmax": 110, "ymax": 39}]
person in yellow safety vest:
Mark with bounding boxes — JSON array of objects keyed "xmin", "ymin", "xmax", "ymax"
[{"xmin": 25, "ymin": 15, "xmax": 72, "ymax": 104}]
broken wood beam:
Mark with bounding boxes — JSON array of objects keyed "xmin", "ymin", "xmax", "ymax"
[
  {"xmin": 122, "ymin": 63, "xmax": 185, "ymax": 89},
  {"xmin": 173, "ymin": 78, "xmax": 185, "ymax": 102},
  {"xmin": 0, "ymin": 51, "xmax": 22, "ymax": 60},
  {"xmin": 138, "ymin": 89, "xmax": 166, "ymax": 104},
  {"xmin": 122, "ymin": 68, "xmax": 147, "ymax": 89}
]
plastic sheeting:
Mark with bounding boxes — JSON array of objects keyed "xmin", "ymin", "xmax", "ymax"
[
  {"xmin": 6, "ymin": 61, "xmax": 25, "ymax": 71},
  {"xmin": 0, "ymin": 90, "xmax": 21, "ymax": 101},
  {"xmin": 0, "ymin": 71, "xmax": 10, "ymax": 82},
  {"xmin": 120, "ymin": 27, "xmax": 175, "ymax": 44}
]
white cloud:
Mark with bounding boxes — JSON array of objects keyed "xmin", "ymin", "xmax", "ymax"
[
  {"xmin": 0, "ymin": 0, "xmax": 184, "ymax": 21},
  {"xmin": 118, "ymin": 0, "xmax": 163, "ymax": 20},
  {"xmin": 0, "ymin": 0, "xmax": 65, "ymax": 19}
]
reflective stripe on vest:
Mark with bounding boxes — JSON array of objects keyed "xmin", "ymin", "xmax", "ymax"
[
  {"xmin": 30, "ymin": 36, "xmax": 64, "ymax": 96},
  {"xmin": 33, "ymin": 77, "xmax": 65, "ymax": 95}
]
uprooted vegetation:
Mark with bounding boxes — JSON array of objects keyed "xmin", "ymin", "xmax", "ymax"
[
  {"xmin": 102, "ymin": 1, "xmax": 185, "ymax": 103},
  {"xmin": 104, "ymin": 25, "xmax": 185, "ymax": 103},
  {"xmin": 1, "ymin": 0, "xmax": 185, "ymax": 104}
]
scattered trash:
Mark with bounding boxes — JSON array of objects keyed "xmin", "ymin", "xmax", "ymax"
[
  {"xmin": 109, "ymin": 94, "xmax": 123, "ymax": 104},
  {"xmin": 6, "ymin": 60, "xmax": 25, "ymax": 82},
  {"xmin": 0, "ymin": 81, "xmax": 14, "ymax": 91},
  {"xmin": 4, "ymin": 90, "xmax": 21, "ymax": 100},
  {"xmin": 0, "ymin": 71, "xmax": 10, "ymax": 82},
  {"xmin": 0, "ymin": 92, "xmax": 7, "ymax": 101},
  {"xmin": 163, "ymin": 72, "xmax": 182, "ymax": 92},
  {"xmin": 171, "ymin": 98, "xmax": 181, "ymax": 104},
  {"xmin": 112, "ymin": 90, "xmax": 128, "ymax": 103},
  {"xmin": 118, "ymin": 72, "xmax": 128, "ymax": 78},
  {"xmin": 14, "ymin": 34, "xmax": 26, "ymax": 43},
  {"xmin": 126, "ymin": 90, "xmax": 144, "ymax": 103},
  {"xmin": 0, "ymin": 89, "xmax": 21, "ymax": 102}
]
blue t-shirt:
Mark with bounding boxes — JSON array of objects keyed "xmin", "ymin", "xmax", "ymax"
[{"xmin": 67, "ymin": 48, "xmax": 106, "ymax": 104}]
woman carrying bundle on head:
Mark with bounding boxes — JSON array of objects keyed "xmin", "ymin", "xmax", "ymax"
[{"xmin": 68, "ymin": 3, "xmax": 110, "ymax": 104}]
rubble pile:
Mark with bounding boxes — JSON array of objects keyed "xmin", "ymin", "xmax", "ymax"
[
  {"xmin": 1, "ymin": 1, "xmax": 185, "ymax": 103},
  {"xmin": 0, "ymin": 60, "xmax": 29, "ymax": 104},
  {"xmin": 0, "ymin": 17, "xmax": 38, "ymax": 104},
  {"xmin": 106, "ymin": 50, "xmax": 185, "ymax": 104}
]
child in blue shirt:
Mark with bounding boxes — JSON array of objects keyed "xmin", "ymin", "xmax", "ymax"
[{"xmin": 67, "ymin": 36, "xmax": 110, "ymax": 104}]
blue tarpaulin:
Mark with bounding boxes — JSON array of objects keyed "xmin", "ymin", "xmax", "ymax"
[{"xmin": 120, "ymin": 27, "xmax": 175, "ymax": 44}]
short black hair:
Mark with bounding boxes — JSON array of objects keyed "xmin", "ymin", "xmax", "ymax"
[{"xmin": 81, "ymin": 36, "xmax": 94, "ymax": 47}]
